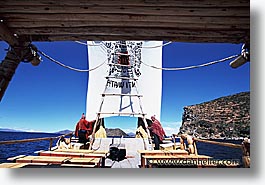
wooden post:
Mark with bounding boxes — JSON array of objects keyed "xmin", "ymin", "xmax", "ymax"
[
  {"xmin": 134, "ymin": 79, "xmax": 153, "ymax": 150},
  {"xmin": 88, "ymin": 113, "xmax": 101, "ymax": 150},
  {"xmin": 0, "ymin": 47, "xmax": 21, "ymax": 101},
  {"xmin": 0, "ymin": 21, "xmax": 41, "ymax": 101},
  {"xmin": 142, "ymin": 115, "xmax": 153, "ymax": 149},
  {"xmin": 194, "ymin": 141, "xmax": 198, "ymax": 156},
  {"xmin": 241, "ymin": 138, "xmax": 250, "ymax": 168},
  {"xmin": 0, "ymin": 21, "xmax": 21, "ymax": 101},
  {"xmin": 49, "ymin": 138, "xmax": 53, "ymax": 151},
  {"xmin": 89, "ymin": 92, "xmax": 106, "ymax": 150}
]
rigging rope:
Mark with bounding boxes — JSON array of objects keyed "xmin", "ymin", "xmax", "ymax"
[
  {"xmin": 76, "ymin": 41, "xmax": 108, "ymax": 55},
  {"xmin": 38, "ymin": 50, "xmax": 107, "ymax": 72},
  {"xmin": 141, "ymin": 54, "xmax": 240, "ymax": 71},
  {"xmin": 74, "ymin": 41, "xmax": 102, "ymax": 46},
  {"xmin": 141, "ymin": 41, "xmax": 172, "ymax": 48},
  {"xmin": 38, "ymin": 42, "xmax": 239, "ymax": 72}
]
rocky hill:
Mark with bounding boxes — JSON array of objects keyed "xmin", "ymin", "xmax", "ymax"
[
  {"xmin": 105, "ymin": 128, "xmax": 128, "ymax": 137},
  {"xmin": 178, "ymin": 92, "xmax": 250, "ymax": 139},
  {"xmin": 54, "ymin": 129, "xmax": 73, "ymax": 135}
]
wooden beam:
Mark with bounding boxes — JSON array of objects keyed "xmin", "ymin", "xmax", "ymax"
[
  {"xmin": 0, "ymin": 6, "xmax": 249, "ymax": 17},
  {"xmin": 11, "ymin": 27, "xmax": 248, "ymax": 40},
  {"xmin": 0, "ymin": 0, "xmax": 250, "ymax": 8},
  {"xmin": 28, "ymin": 34, "xmax": 247, "ymax": 44},
  {"xmin": 9, "ymin": 10, "xmax": 250, "ymax": 23},
  {"xmin": 7, "ymin": 20, "xmax": 249, "ymax": 30},
  {"xmin": 0, "ymin": 0, "xmax": 249, "ymax": 44},
  {"xmin": 3, "ymin": 13, "xmax": 249, "ymax": 25}
]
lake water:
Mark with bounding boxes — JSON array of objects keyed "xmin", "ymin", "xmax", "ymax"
[{"xmin": 0, "ymin": 131, "xmax": 60, "ymax": 163}]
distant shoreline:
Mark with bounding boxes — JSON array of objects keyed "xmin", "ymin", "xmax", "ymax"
[{"xmin": 0, "ymin": 130, "xmax": 59, "ymax": 135}]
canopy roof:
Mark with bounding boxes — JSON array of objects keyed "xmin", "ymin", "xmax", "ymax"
[{"xmin": 0, "ymin": 0, "xmax": 250, "ymax": 45}]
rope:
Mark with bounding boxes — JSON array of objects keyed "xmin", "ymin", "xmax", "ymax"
[
  {"xmin": 141, "ymin": 54, "xmax": 240, "ymax": 71},
  {"xmin": 75, "ymin": 41, "xmax": 102, "ymax": 46},
  {"xmin": 141, "ymin": 41, "xmax": 172, "ymax": 48},
  {"xmin": 75, "ymin": 41, "xmax": 108, "ymax": 56},
  {"xmin": 38, "ymin": 50, "xmax": 107, "ymax": 72},
  {"xmin": 38, "ymin": 43, "xmax": 237, "ymax": 72}
]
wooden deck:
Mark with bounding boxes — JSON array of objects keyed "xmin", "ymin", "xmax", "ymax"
[
  {"xmin": 141, "ymin": 155, "xmax": 240, "ymax": 168},
  {"xmin": 0, "ymin": 163, "xmax": 51, "ymax": 168},
  {"xmin": 0, "ymin": 138, "xmax": 149, "ymax": 168},
  {"xmin": 94, "ymin": 138, "xmax": 148, "ymax": 168},
  {"xmin": 7, "ymin": 155, "xmax": 101, "ymax": 167},
  {"xmin": 2, "ymin": 146, "xmax": 110, "ymax": 168},
  {"xmin": 0, "ymin": 162, "xmax": 98, "ymax": 168},
  {"xmin": 138, "ymin": 149, "xmax": 189, "ymax": 168},
  {"xmin": 0, "ymin": 138, "xmax": 242, "ymax": 168}
]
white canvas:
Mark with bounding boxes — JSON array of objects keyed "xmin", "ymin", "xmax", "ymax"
[{"xmin": 86, "ymin": 41, "xmax": 162, "ymax": 121}]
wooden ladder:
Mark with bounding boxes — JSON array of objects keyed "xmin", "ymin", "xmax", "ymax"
[{"xmin": 89, "ymin": 41, "xmax": 153, "ymax": 150}]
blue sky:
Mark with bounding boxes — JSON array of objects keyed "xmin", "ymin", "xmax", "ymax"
[{"xmin": 0, "ymin": 41, "xmax": 250, "ymax": 135}]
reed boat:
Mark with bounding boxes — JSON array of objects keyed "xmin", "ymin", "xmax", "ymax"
[{"xmin": 0, "ymin": 0, "xmax": 250, "ymax": 169}]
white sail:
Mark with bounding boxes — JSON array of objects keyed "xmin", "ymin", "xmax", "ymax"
[{"xmin": 86, "ymin": 41, "xmax": 162, "ymax": 121}]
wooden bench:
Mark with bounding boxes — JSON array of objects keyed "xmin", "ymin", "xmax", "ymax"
[
  {"xmin": 60, "ymin": 164, "xmax": 97, "ymax": 168},
  {"xmin": 159, "ymin": 143, "xmax": 175, "ymax": 150},
  {"xmin": 137, "ymin": 150, "xmax": 189, "ymax": 168},
  {"xmin": 71, "ymin": 143, "xmax": 84, "ymax": 150},
  {"xmin": 67, "ymin": 158, "xmax": 101, "ymax": 167},
  {"xmin": 54, "ymin": 148, "xmax": 108, "ymax": 154},
  {"xmin": 53, "ymin": 149, "xmax": 108, "ymax": 166},
  {"xmin": 0, "ymin": 162, "xmax": 98, "ymax": 168},
  {"xmin": 38, "ymin": 151, "xmax": 107, "ymax": 167},
  {"xmin": 142, "ymin": 155, "xmax": 211, "ymax": 168},
  {"xmin": 141, "ymin": 155, "xmax": 239, "ymax": 168},
  {"xmin": 8, "ymin": 155, "xmax": 71, "ymax": 164},
  {"xmin": 0, "ymin": 163, "xmax": 50, "ymax": 168},
  {"xmin": 7, "ymin": 155, "xmax": 101, "ymax": 167}
]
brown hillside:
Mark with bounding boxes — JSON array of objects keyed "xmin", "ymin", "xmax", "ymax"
[{"xmin": 178, "ymin": 92, "xmax": 250, "ymax": 139}]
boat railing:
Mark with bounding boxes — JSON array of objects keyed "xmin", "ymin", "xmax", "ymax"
[
  {"xmin": 0, "ymin": 132, "xmax": 73, "ymax": 151},
  {"xmin": 172, "ymin": 134, "xmax": 250, "ymax": 167},
  {"xmin": 193, "ymin": 138, "xmax": 242, "ymax": 149},
  {"xmin": 194, "ymin": 138, "xmax": 250, "ymax": 167}
]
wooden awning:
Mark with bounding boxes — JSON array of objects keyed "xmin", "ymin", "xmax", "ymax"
[{"xmin": 0, "ymin": 0, "xmax": 250, "ymax": 45}]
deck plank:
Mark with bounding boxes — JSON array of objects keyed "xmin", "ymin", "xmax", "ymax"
[
  {"xmin": 39, "ymin": 151, "xmax": 106, "ymax": 158},
  {"xmin": 67, "ymin": 158, "xmax": 101, "ymax": 167},
  {"xmin": 54, "ymin": 148, "xmax": 108, "ymax": 154},
  {"xmin": 0, "ymin": 163, "xmax": 50, "ymax": 168},
  {"xmin": 60, "ymin": 164, "xmax": 97, "ymax": 168},
  {"xmin": 15, "ymin": 156, "xmax": 71, "ymax": 164}
]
